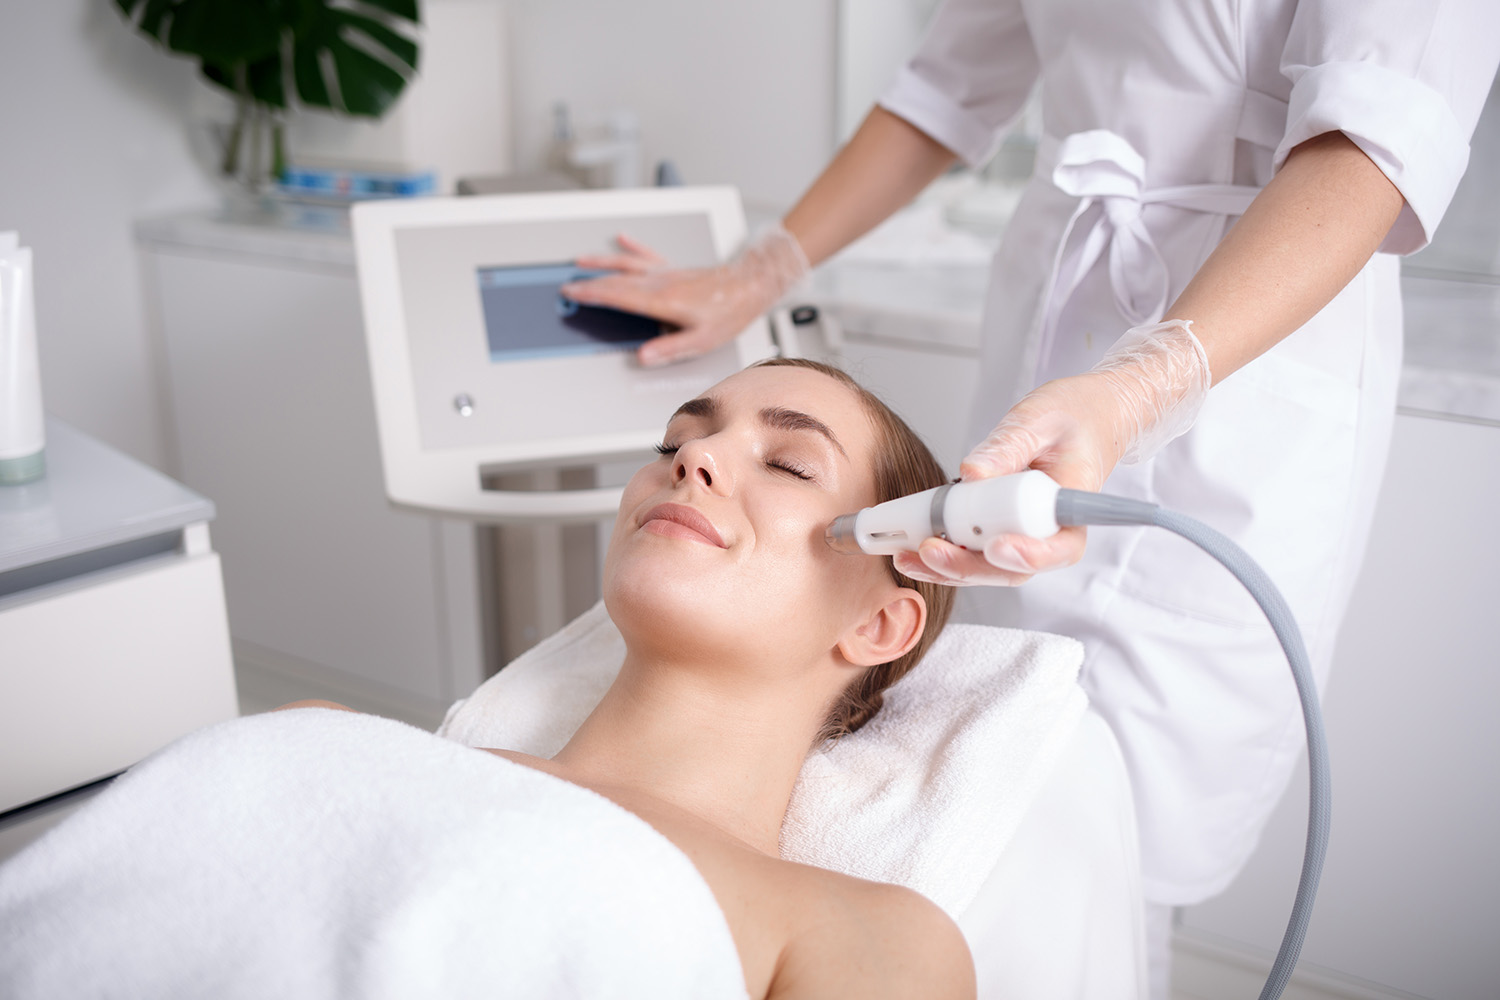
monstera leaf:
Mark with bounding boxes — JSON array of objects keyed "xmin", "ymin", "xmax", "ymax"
[
  {"xmin": 116, "ymin": 0, "xmax": 420, "ymax": 116},
  {"xmin": 116, "ymin": 0, "xmax": 421, "ymax": 179}
]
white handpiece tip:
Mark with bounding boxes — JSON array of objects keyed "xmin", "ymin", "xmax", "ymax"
[{"xmin": 825, "ymin": 513, "xmax": 864, "ymax": 554}]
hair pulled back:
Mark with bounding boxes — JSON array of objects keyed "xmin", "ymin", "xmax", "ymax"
[{"xmin": 751, "ymin": 358, "xmax": 955, "ymax": 741}]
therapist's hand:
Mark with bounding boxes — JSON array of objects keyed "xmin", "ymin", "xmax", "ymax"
[
  {"xmin": 893, "ymin": 375, "xmax": 1116, "ymax": 586},
  {"xmin": 894, "ymin": 319, "xmax": 1211, "ymax": 587},
  {"xmin": 561, "ymin": 225, "xmax": 810, "ymax": 368}
]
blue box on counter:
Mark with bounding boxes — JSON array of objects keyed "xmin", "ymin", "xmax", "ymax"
[{"xmin": 279, "ymin": 163, "xmax": 437, "ymax": 200}]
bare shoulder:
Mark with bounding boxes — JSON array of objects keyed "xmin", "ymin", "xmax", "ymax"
[
  {"xmin": 768, "ymin": 865, "xmax": 975, "ymax": 1000},
  {"xmin": 272, "ymin": 699, "xmax": 358, "ymax": 713}
]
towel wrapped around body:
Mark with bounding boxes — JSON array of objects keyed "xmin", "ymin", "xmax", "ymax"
[{"xmin": 0, "ymin": 708, "xmax": 748, "ymax": 1000}]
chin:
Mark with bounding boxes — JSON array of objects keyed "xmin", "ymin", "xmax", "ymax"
[
  {"xmin": 602, "ymin": 562, "xmax": 746, "ymax": 659},
  {"xmin": 604, "ymin": 559, "xmax": 708, "ymax": 621}
]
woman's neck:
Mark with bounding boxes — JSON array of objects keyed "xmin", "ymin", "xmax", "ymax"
[{"xmin": 551, "ymin": 652, "xmax": 830, "ymax": 856}]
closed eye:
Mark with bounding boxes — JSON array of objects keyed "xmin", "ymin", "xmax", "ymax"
[
  {"xmin": 658, "ymin": 442, "xmax": 816, "ymax": 482},
  {"xmin": 767, "ymin": 458, "xmax": 814, "ymax": 481}
]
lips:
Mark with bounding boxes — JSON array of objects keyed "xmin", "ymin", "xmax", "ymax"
[{"xmin": 640, "ymin": 502, "xmax": 727, "ymax": 548}]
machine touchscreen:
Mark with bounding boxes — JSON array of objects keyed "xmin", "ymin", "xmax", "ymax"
[{"xmin": 477, "ymin": 263, "xmax": 660, "ymax": 362}]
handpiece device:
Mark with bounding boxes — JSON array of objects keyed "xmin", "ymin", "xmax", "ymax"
[
  {"xmin": 827, "ymin": 472, "xmax": 1328, "ymax": 1000},
  {"xmin": 825, "ymin": 469, "xmax": 1061, "ymax": 555}
]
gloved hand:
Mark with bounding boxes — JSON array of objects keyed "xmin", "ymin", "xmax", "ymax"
[
  {"xmin": 893, "ymin": 318, "xmax": 1212, "ymax": 587},
  {"xmin": 560, "ymin": 223, "xmax": 811, "ymax": 367}
]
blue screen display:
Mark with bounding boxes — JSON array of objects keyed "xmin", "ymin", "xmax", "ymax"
[{"xmin": 477, "ymin": 263, "xmax": 661, "ymax": 362}]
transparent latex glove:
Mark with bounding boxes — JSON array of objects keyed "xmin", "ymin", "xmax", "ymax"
[
  {"xmin": 893, "ymin": 319, "xmax": 1211, "ymax": 587},
  {"xmin": 560, "ymin": 223, "xmax": 811, "ymax": 367}
]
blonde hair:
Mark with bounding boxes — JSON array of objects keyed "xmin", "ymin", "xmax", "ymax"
[{"xmin": 751, "ymin": 358, "xmax": 955, "ymax": 740}]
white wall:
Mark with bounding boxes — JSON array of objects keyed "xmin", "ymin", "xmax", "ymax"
[
  {"xmin": 504, "ymin": 0, "xmax": 838, "ymax": 213},
  {"xmin": 1407, "ymin": 72, "xmax": 1500, "ymax": 278},
  {"xmin": 0, "ymin": 0, "xmax": 218, "ymax": 470}
]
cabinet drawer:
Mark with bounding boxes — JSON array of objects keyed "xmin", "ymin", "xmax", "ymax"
[{"xmin": 0, "ymin": 551, "xmax": 238, "ymax": 813}]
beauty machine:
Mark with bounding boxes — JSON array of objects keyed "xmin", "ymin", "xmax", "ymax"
[
  {"xmin": 828, "ymin": 471, "xmax": 1328, "ymax": 1000},
  {"xmin": 352, "ymin": 186, "xmax": 777, "ymax": 523}
]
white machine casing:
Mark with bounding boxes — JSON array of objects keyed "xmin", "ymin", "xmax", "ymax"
[{"xmin": 352, "ymin": 187, "xmax": 776, "ymax": 523}]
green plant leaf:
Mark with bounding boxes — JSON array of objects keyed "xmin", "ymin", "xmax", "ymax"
[
  {"xmin": 166, "ymin": 0, "xmax": 281, "ymax": 64},
  {"xmin": 292, "ymin": 43, "xmax": 334, "ymax": 109},
  {"xmin": 247, "ymin": 54, "xmax": 288, "ymax": 110},
  {"xmin": 116, "ymin": 0, "xmax": 178, "ymax": 45},
  {"xmin": 199, "ymin": 60, "xmax": 235, "ymax": 94},
  {"xmin": 290, "ymin": 4, "xmax": 419, "ymax": 118},
  {"xmin": 118, "ymin": 0, "xmax": 421, "ymax": 123},
  {"xmin": 350, "ymin": 0, "xmax": 419, "ymax": 23},
  {"xmin": 338, "ymin": 10, "xmax": 419, "ymax": 72},
  {"xmin": 138, "ymin": 0, "xmax": 177, "ymax": 42},
  {"xmin": 326, "ymin": 38, "xmax": 409, "ymax": 117}
]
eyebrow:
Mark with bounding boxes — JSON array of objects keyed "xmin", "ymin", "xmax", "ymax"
[
  {"xmin": 668, "ymin": 395, "xmax": 849, "ymax": 459},
  {"xmin": 760, "ymin": 406, "xmax": 848, "ymax": 459},
  {"xmin": 670, "ymin": 396, "xmax": 718, "ymax": 421}
]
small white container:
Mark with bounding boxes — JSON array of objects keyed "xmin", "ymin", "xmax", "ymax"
[{"xmin": 1, "ymin": 232, "xmax": 46, "ymax": 484}]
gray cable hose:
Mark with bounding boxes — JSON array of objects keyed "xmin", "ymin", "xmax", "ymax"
[{"xmin": 1054, "ymin": 489, "xmax": 1330, "ymax": 1000}]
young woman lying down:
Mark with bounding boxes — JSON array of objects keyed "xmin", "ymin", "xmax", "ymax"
[{"xmin": 0, "ymin": 359, "xmax": 972, "ymax": 1000}]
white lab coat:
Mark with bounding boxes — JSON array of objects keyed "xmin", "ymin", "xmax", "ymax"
[{"xmin": 882, "ymin": 0, "xmax": 1500, "ymax": 904}]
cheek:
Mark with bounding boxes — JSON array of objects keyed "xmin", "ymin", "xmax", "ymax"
[
  {"xmin": 749, "ymin": 504, "xmax": 862, "ymax": 611},
  {"xmin": 606, "ymin": 463, "xmax": 663, "ymax": 542},
  {"xmin": 763, "ymin": 489, "xmax": 891, "ymax": 598},
  {"xmin": 603, "ymin": 469, "xmax": 663, "ymax": 588}
]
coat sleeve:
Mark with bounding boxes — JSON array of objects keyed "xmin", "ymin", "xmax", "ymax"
[
  {"xmin": 877, "ymin": 0, "xmax": 1040, "ymax": 168},
  {"xmin": 1277, "ymin": 0, "xmax": 1500, "ymax": 254}
]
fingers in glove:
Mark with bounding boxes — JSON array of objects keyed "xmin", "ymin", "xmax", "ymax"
[
  {"xmin": 561, "ymin": 272, "xmax": 690, "ymax": 325},
  {"xmin": 638, "ymin": 325, "xmax": 734, "ymax": 367},
  {"xmin": 612, "ymin": 233, "xmax": 668, "ymax": 264},
  {"xmin": 573, "ymin": 233, "xmax": 668, "ymax": 273},
  {"xmin": 959, "ymin": 403, "xmax": 1069, "ymax": 481},
  {"xmin": 985, "ymin": 526, "xmax": 1086, "ymax": 575},
  {"xmin": 894, "ymin": 538, "xmax": 1034, "ymax": 587},
  {"xmin": 572, "ymin": 253, "xmax": 659, "ymax": 275}
]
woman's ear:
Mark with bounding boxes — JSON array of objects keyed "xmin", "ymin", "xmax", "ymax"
[{"xmin": 836, "ymin": 587, "xmax": 927, "ymax": 668}]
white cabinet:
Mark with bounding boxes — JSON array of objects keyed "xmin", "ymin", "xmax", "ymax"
[
  {"xmin": 0, "ymin": 420, "xmax": 238, "ymax": 813},
  {"xmin": 137, "ymin": 212, "xmax": 488, "ymax": 728}
]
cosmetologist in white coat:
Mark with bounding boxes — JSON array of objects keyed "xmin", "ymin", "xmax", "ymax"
[{"xmin": 559, "ymin": 1, "xmax": 1500, "ymax": 992}]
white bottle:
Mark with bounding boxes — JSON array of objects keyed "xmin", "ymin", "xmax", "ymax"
[{"xmin": 0, "ymin": 232, "xmax": 45, "ymax": 484}]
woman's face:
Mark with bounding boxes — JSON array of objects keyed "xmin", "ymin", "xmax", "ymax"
[{"xmin": 603, "ymin": 365, "xmax": 891, "ymax": 666}]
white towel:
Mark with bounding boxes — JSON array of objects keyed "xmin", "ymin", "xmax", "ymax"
[
  {"xmin": 440, "ymin": 601, "xmax": 1088, "ymax": 916},
  {"xmin": 0, "ymin": 709, "xmax": 748, "ymax": 1000}
]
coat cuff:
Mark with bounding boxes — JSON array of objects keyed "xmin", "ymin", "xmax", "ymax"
[{"xmin": 1276, "ymin": 61, "xmax": 1472, "ymax": 255}]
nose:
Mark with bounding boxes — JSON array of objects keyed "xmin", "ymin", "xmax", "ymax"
[{"xmin": 673, "ymin": 438, "xmax": 732, "ymax": 495}]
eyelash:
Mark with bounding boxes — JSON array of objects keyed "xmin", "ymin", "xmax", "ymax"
[
  {"xmin": 654, "ymin": 442, "xmax": 815, "ymax": 482},
  {"xmin": 769, "ymin": 459, "xmax": 814, "ymax": 481}
]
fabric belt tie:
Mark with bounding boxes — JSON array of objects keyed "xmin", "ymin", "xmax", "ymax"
[{"xmin": 1037, "ymin": 129, "xmax": 1263, "ymax": 347}]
